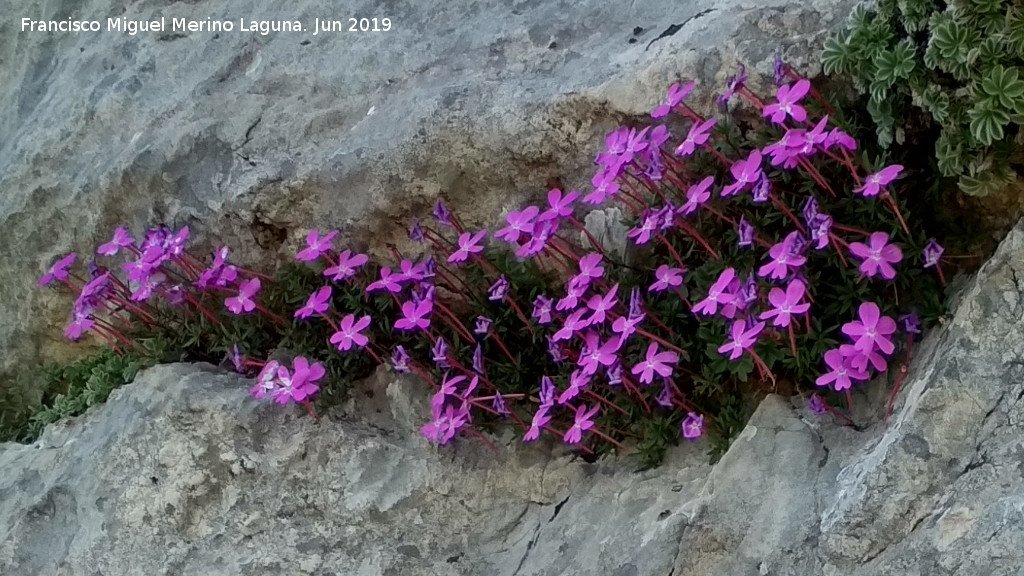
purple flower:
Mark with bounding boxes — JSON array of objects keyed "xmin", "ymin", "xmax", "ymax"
[
  {"xmin": 295, "ymin": 285, "xmax": 332, "ymax": 319},
  {"xmin": 539, "ymin": 375, "xmax": 557, "ymax": 407},
  {"xmin": 802, "ymin": 196, "xmax": 819, "ymax": 225},
  {"xmin": 693, "ymin": 268, "xmax": 737, "ymax": 316},
  {"xmin": 296, "ymin": 229, "xmax": 338, "ymax": 262},
  {"xmin": 751, "ymin": 175, "xmax": 771, "ymax": 203},
  {"xmin": 627, "ymin": 210, "xmax": 660, "ymax": 246},
  {"xmin": 585, "ymin": 284, "xmax": 619, "ymax": 325},
  {"xmin": 807, "ymin": 394, "xmax": 827, "ymax": 415},
  {"xmin": 773, "ymin": 53, "xmax": 786, "ymax": 85},
  {"xmin": 250, "ymin": 361, "xmax": 281, "ymax": 399},
  {"xmin": 65, "ymin": 312, "xmax": 95, "ymax": 341},
  {"xmin": 577, "ymin": 332, "xmax": 622, "ymax": 376},
  {"xmin": 366, "ymin": 267, "xmax": 404, "ymax": 294},
  {"xmin": 421, "ymin": 404, "xmax": 470, "ymax": 445},
  {"xmin": 548, "ymin": 337, "xmax": 566, "ymax": 363},
  {"xmin": 524, "ymin": 405, "xmax": 552, "ymax": 442},
  {"xmin": 758, "ymin": 231, "xmax": 807, "ymax": 280},
  {"xmin": 285, "ymin": 356, "xmax": 325, "ymax": 403},
  {"xmin": 409, "ymin": 220, "xmax": 426, "ymax": 243},
  {"xmin": 738, "ymin": 217, "xmax": 755, "ymax": 248},
  {"xmin": 411, "ymin": 283, "xmax": 436, "ymax": 306},
  {"xmin": 492, "ymin": 391, "xmax": 510, "ymax": 416},
  {"xmin": 488, "ymin": 275, "xmax": 510, "ymax": 301},
  {"xmin": 564, "ymin": 405, "xmax": 600, "ymax": 445},
  {"xmin": 717, "ymin": 64, "xmax": 747, "ymax": 105},
  {"xmin": 324, "ymin": 250, "xmax": 369, "ymax": 282},
  {"xmin": 825, "ymin": 128, "xmax": 858, "ymax": 151},
  {"xmin": 432, "ymin": 336, "xmax": 450, "ymax": 368},
  {"xmin": 583, "ymin": 170, "xmax": 621, "ymax": 206},
  {"xmin": 39, "ymin": 253, "xmax": 77, "ymax": 286},
  {"xmin": 674, "ymin": 118, "xmax": 716, "ymax": 156},
  {"xmin": 718, "ymin": 319, "xmax": 765, "ymax": 360},
  {"xmin": 762, "ymin": 79, "xmax": 811, "ymax": 124},
  {"xmin": 678, "ymin": 176, "xmax": 714, "ymax": 216},
  {"xmin": 472, "ymin": 344, "xmax": 485, "ymax": 374},
  {"xmin": 722, "ymin": 149, "xmax": 763, "ymax": 197},
  {"xmin": 330, "ymin": 314, "xmax": 372, "ymax": 351},
  {"xmin": 810, "ymin": 214, "xmax": 833, "ymax": 250},
  {"xmin": 474, "ymin": 315, "xmax": 493, "ymax": 336},
  {"xmin": 841, "ymin": 301, "xmax": 897, "ymax": 355},
  {"xmin": 843, "ymin": 343, "xmax": 887, "ymax": 373},
  {"xmin": 628, "ymin": 286, "xmax": 644, "ymax": 318},
  {"xmin": 532, "ymin": 295, "xmax": 554, "ymax": 324},
  {"xmin": 539, "ymin": 189, "xmax": 579, "ymax": 222},
  {"xmin": 922, "ymin": 239, "xmax": 944, "ymax": 268},
  {"xmin": 391, "ymin": 345, "xmax": 411, "ymax": 373},
  {"xmin": 760, "ymin": 279, "xmax": 810, "ymax": 328},
  {"xmin": 552, "ymin": 308, "xmax": 591, "ymax": 342},
  {"xmin": 681, "ymin": 412, "xmax": 705, "ymax": 439},
  {"xmin": 394, "ymin": 300, "xmax": 432, "ymax": 331},
  {"xmin": 631, "ymin": 342, "xmax": 678, "ymax": 384},
  {"xmin": 854, "ymin": 165, "xmax": 903, "ymax": 197},
  {"xmin": 577, "ymin": 253, "xmax": 605, "ymax": 282},
  {"xmin": 652, "ymin": 81, "xmax": 695, "ymax": 118},
  {"xmin": 650, "ymin": 265, "xmax": 685, "ymax": 293},
  {"xmin": 899, "ymin": 311, "xmax": 921, "ymax": 335},
  {"xmin": 849, "ymin": 232, "xmax": 903, "ymax": 280},
  {"xmin": 229, "ymin": 344, "xmax": 244, "ymax": 373},
  {"xmin": 558, "ymin": 369, "xmax": 592, "ymax": 404},
  {"xmin": 815, "ymin": 347, "xmax": 869, "ymax": 391},
  {"xmin": 495, "ymin": 206, "xmax": 539, "ymax": 243},
  {"xmin": 225, "ymin": 278, "xmax": 261, "ymax": 314},
  {"xmin": 97, "ymin": 227, "xmax": 134, "ymax": 256},
  {"xmin": 448, "ymin": 230, "xmax": 488, "ymax": 264},
  {"xmin": 655, "ymin": 380, "xmax": 674, "ymax": 409},
  {"xmin": 433, "ymin": 200, "xmax": 453, "ymax": 227}
]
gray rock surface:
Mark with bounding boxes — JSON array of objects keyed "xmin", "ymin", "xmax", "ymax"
[
  {"xmin": 2, "ymin": 220, "xmax": 1024, "ymax": 576},
  {"xmin": 0, "ymin": 0, "xmax": 853, "ymax": 388}
]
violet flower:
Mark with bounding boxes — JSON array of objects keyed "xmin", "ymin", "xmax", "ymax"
[
  {"xmin": 854, "ymin": 165, "xmax": 903, "ymax": 197},
  {"xmin": 394, "ymin": 300, "xmax": 432, "ymax": 331},
  {"xmin": 841, "ymin": 302, "xmax": 897, "ymax": 355},
  {"xmin": 295, "ymin": 285, "xmax": 332, "ymax": 319},
  {"xmin": 655, "ymin": 380, "xmax": 674, "ymax": 409},
  {"xmin": 488, "ymin": 275, "xmax": 510, "ymax": 301},
  {"xmin": 563, "ymin": 405, "xmax": 600, "ymax": 445},
  {"xmin": 693, "ymin": 268, "xmax": 737, "ymax": 316},
  {"xmin": 432, "ymin": 336, "xmax": 450, "ymax": 368},
  {"xmin": 650, "ymin": 265, "xmax": 685, "ymax": 293},
  {"xmin": 849, "ymin": 232, "xmax": 903, "ymax": 280},
  {"xmin": 39, "ymin": 253, "xmax": 77, "ymax": 286},
  {"xmin": 758, "ymin": 231, "xmax": 807, "ymax": 280},
  {"xmin": 448, "ymin": 230, "xmax": 488, "ymax": 264},
  {"xmin": 366, "ymin": 267, "xmax": 404, "ymax": 294},
  {"xmin": 718, "ymin": 319, "xmax": 765, "ymax": 361},
  {"xmin": 815, "ymin": 347, "xmax": 869, "ymax": 391},
  {"xmin": 762, "ymin": 79, "xmax": 811, "ymax": 124},
  {"xmin": 559, "ymin": 369, "xmax": 592, "ymax": 404},
  {"xmin": 751, "ymin": 175, "xmax": 771, "ymax": 203},
  {"xmin": 296, "ymin": 229, "xmax": 338, "ymax": 262},
  {"xmin": 738, "ymin": 217, "xmax": 755, "ymax": 248},
  {"xmin": 492, "ymin": 392, "xmax": 510, "ymax": 416},
  {"xmin": 577, "ymin": 253, "xmax": 605, "ymax": 282},
  {"xmin": 674, "ymin": 118, "xmax": 716, "ymax": 157},
  {"xmin": 97, "ymin": 227, "xmax": 135, "ymax": 256},
  {"xmin": 678, "ymin": 176, "xmax": 714, "ymax": 216},
  {"xmin": 652, "ymin": 81, "xmax": 694, "ymax": 118},
  {"xmin": 627, "ymin": 210, "xmax": 660, "ymax": 245},
  {"xmin": 899, "ymin": 311, "xmax": 921, "ymax": 335},
  {"xmin": 631, "ymin": 342, "xmax": 678, "ymax": 384},
  {"xmin": 773, "ymin": 53, "xmax": 786, "ymax": 85},
  {"xmin": 330, "ymin": 314, "xmax": 372, "ymax": 351},
  {"xmin": 810, "ymin": 214, "xmax": 832, "ymax": 250},
  {"xmin": 539, "ymin": 188, "xmax": 579, "ymax": 222},
  {"xmin": 681, "ymin": 412, "xmax": 705, "ymax": 439},
  {"xmin": 495, "ymin": 206, "xmax": 539, "ymax": 243},
  {"xmin": 433, "ymin": 199, "xmax": 453, "ymax": 227},
  {"xmin": 324, "ymin": 250, "xmax": 369, "ymax": 282},
  {"xmin": 722, "ymin": 149, "xmax": 763, "ymax": 197},
  {"xmin": 922, "ymin": 239, "xmax": 944, "ymax": 268},
  {"xmin": 474, "ymin": 315, "xmax": 493, "ymax": 336},
  {"xmin": 225, "ymin": 278, "xmax": 261, "ymax": 314},
  {"xmin": 409, "ymin": 220, "xmax": 426, "ymax": 243},
  {"xmin": 760, "ymin": 279, "xmax": 810, "ymax": 328},
  {"xmin": 807, "ymin": 394, "xmax": 827, "ymax": 415},
  {"xmin": 577, "ymin": 333, "xmax": 621, "ymax": 376},
  {"xmin": 532, "ymin": 295, "xmax": 554, "ymax": 324},
  {"xmin": 391, "ymin": 346, "xmax": 411, "ymax": 373},
  {"xmin": 524, "ymin": 405, "xmax": 551, "ymax": 442},
  {"xmin": 585, "ymin": 284, "xmax": 619, "ymax": 325}
]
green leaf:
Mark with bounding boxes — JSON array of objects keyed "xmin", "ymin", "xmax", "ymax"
[
  {"xmin": 822, "ymin": 34, "xmax": 859, "ymax": 76},
  {"xmin": 967, "ymin": 100, "xmax": 1011, "ymax": 146},
  {"xmin": 980, "ymin": 65, "xmax": 1024, "ymax": 111}
]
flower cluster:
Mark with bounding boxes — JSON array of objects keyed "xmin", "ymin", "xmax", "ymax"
[{"xmin": 41, "ymin": 59, "xmax": 951, "ymax": 464}]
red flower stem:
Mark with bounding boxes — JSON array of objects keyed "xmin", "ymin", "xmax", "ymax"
[
  {"xmin": 300, "ymin": 400, "xmax": 322, "ymax": 422},
  {"xmin": 667, "ymin": 379, "xmax": 701, "ymax": 413},
  {"xmin": 462, "ymin": 428, "xmax": 499, "ymax": 455},
  {"xmin": 830, "ymin": 234, "xmax": 849, "ymax": 269},
  {"xmin": 881, "ymin": 193, "xmax": 910, "ymax": 235},
  {"xmin": 830, "ymin": 222, "xmax": 870, "ymax": 236},
  {"xmin": 504, "ymin": 296, "xmax": 535, "ymax": 337},
  {"xmin": 788, "ymin": 323, "xmax": 797, "ymax": 358},
  {"xmin": 582, "ymin": 389, "xmax": 629, "ymax": 416},
  {"xmin": 362, "ymin": 345, "xmax": 383, "ymax": 365},
  {"xmin": 255, "ymin": 303, "xmax": 289, "ymax": 327},
  {"xmin": 785, "ymin": 68, "xmax": 837, "ymax": 117},
  {"xmin": 657, "ymin": 233, "xmax": 688, "ymax": 269},
  {"xmin": 935, "ymin": 264, "xmax": 946, "ymax": 288},
  {"xmin": 568, "ymin": 217, "xmax": 606, "ymax": 255},
  {"xmin": 589, "ymin": 427, "xmax": 628, "ymax": 451},
  {"xmin": 702, "ymin": 204, "xmax": 737, "ymax": 228},
  {"xmin": 673, "ymin": 287, "xmax": 693, "ymax": 311},
  {"xmin": 738, "ymin": 86, "xmax": 766, "ymax": 108},
  {"xmin": 885, "ymin": 337, "xmax": 915, "ymax": 424},
  {"xmin": 845, "ymin": 389, "xmax": 854, "ymax": 413},
  {"xmin": 798, "ymin": 157, "xmax": 836, "ymax": 197},
  {"xmin": 433, "ymin": 301, "xmax": 475, "ymax": 342},
  {"xmin": 488, "ymin": 332, "xmax": 521, "ymax": 367},
  {"xmin": 635, "ymin": 328, "xmax": 688, "ymax": 359},
  {"xmin": 677, "ymin": 104, "xmax": 703, "ymax": 122},
  {"xmin": 804, "ymin": 313, "xmax": 811, "ymax": 335},
  {"xmin": 747, "ymin": 349, "xmax": 776, "ymax": 385},
  {"xmin": 701, "ymin": 143, "xmax": 734, "ymax": 167},
  {"xmin": 675, "ymin": 218, "xmax": 721, "ymax": 260},
  {"xmin": 769, "ymin": 194, "xmax": 807, "ymax": 235},
  {"xmin": 620, "ymin": 374, "xmax": 652, "ymax": 415},
  {"xmin": 839, "ymin": 148, "xmax": 863, "ymax": 186}
]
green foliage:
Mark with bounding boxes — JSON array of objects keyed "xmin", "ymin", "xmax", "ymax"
[{"xmin": 826, "ymin": 0, "xmax": 1024, "ymax": 196}]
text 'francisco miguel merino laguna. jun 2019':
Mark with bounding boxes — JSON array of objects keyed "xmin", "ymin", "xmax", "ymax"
[{"xmin": 21, "ymin": 16, "xmax": 392, "ymax": 35}]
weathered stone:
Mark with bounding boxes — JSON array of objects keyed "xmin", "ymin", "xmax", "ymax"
[
  {"xmin": 2, "ymin": 220, "xmax": 1023, "ymax": 575},
  {"xmin": 0, "ymin": 0, "xmax": 854, "ymax": 392}
]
